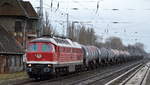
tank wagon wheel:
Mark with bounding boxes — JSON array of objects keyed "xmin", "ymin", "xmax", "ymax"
[
  {"xmin": 100, "ymin": 59, "xmax": 105, "ymax": 67},
  {"xmin": 88, "ymin": 62, "xmax": 94, "ymax": 70},
  {"xmin": 96, "ymin": 60, "xmax": 100, "ymax": 68},
  {"xmin": 93, "ymin": 62, "xmax": 97, "ymax": 69},
  {"xmin": 83, "ymin": 66, "xmax": 88, "ymax": 71},
  {"xmin": 83, "ymin": 64, "xmax": 89, "ymax": 71},
  {"xmin": 110, "ymin": 59, "xmax": 114, "ymax": 65}
]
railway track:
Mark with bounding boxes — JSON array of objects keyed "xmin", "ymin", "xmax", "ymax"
[
  {"xmin": 68, "ymin": 60, "xmax": 144, "ymax": 85},
  {"xmin": 121, "ymin": 65, "xmax": 150, "ymax": 85},
  {"xmin": 11, "ymin": 60, "xmax": 145, "ymax": 85},
  {"xmin": 105, "ymin": 61, "xmax": 150, "ymax": 85},
  {"xmin": 119, "ymin": 62, "xmax": 150, "ymax": 85}
]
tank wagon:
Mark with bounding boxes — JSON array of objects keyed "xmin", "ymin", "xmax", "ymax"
[
  {"xmin": 25, "ymin": 36, "xmax": 144, "ymax": 79},
  {"xmin": 82, "ymin": 46, "xmax": 101, "ymax": 69}
]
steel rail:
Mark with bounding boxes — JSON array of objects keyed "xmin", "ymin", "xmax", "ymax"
[{"xmin": 68, "ymin": 60, "xmax": 143, "ymax": 85}]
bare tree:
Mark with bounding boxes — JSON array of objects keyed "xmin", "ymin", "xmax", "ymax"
[
  {"xmin": 105, "ymin": 36, "xmax": 124, "ymax": 49},
  {"xmin": 42, "ymin": 11, "xmax": 56, "ymax": 36},
  {"xmin": 79, "ymin": 26, "xmax": 86, "ymax": 44},
  {"xmin": 134, "ymin": 42, "xmax": 144, "ymax": 50},
  {"xmin": 67, "ymin": 23, "xmax": 97, "ymax": 45}
]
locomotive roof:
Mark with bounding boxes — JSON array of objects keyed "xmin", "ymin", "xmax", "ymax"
[{"xmin": 30, "ymin": 37, "xmax": 81, "ymax": 48}]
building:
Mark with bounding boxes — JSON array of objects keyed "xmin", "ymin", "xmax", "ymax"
[
  {"xmin": 0, "ymin": 0, "xmax": 38, "ymax": 47},
  {"xmin": 0, "ymin": 0, "xmax": 38, "ymax": 73},
  {"xmin": 0, "ymin": 25, "xmax": 24, "ymax": 73}
]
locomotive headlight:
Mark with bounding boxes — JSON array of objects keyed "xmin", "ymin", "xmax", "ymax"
[
  {"xmin": 48, "ymin": 64, "xmax": 52, "ymax": 67},
  {"xmin": 28, "ymin": 64, "xmax": 32, "ymax": 67}
]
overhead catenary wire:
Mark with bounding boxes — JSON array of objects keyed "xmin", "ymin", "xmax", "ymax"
[
  {"xmin": 43, "ymin": 4, "xmax": 79, "ymax": 22},
  {"xmin": 32, "ymin": 0, "xmax": 150, "ymax": 37}
]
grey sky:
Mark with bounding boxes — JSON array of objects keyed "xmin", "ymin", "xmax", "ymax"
[{"xmin": 24, "ymin": 0, "xmax": 150, "ymax": 52}]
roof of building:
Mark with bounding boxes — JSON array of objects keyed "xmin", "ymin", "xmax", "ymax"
[
  {"xmin": 0, "ymin": 0, "xmax": 38, "ymax": 19},
  {"xmin": 0, "ymin": 25, "xmax": 24, "ymax": 54},
  {"xmin": 21, "ymin": 1, "xmax": 38, "ymax": 19}
]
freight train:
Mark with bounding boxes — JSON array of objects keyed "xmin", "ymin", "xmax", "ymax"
[{"xmin": 25, "ymin": 36, "xmax": 143, "ymax": 80}]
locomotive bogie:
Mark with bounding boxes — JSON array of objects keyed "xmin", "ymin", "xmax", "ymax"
[{"xmin": 26, "ymin": 64, "xmax": 54, "ymax": 79}]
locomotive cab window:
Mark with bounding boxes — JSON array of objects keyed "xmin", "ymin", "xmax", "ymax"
[
  {"xmin": 28, "ymin": 44, "xmax": 38, "ymax": 52},
  {"xmin": 42, "ymin": 44, "xmax": 52, "ymax": 52}
]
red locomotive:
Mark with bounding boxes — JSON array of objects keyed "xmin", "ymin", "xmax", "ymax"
[{"xmin": 26, "ymin": 36, "xmax": 84, "ymax": 79}]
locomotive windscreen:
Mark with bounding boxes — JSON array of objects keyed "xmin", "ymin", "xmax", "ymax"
[{"xmin": 28, "ymin": 42, "xmax": 54, "ymax": 52}]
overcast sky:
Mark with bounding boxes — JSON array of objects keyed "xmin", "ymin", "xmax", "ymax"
[{"xmin": 24, "ymin": 0, "xmax": 150, "ymax": 52}]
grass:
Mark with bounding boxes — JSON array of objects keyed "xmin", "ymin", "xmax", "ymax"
[{"xmin": 0, "ymin": 71, "xmax": 28, "ymax": 80}]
